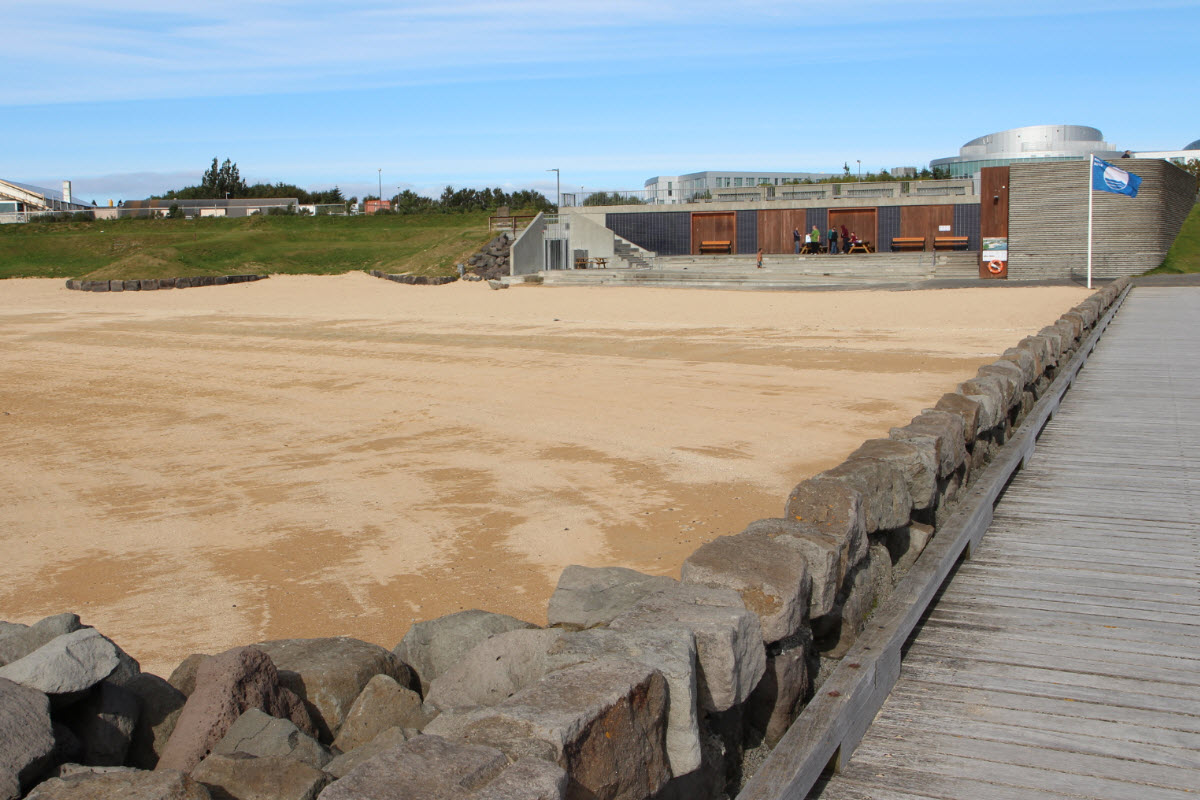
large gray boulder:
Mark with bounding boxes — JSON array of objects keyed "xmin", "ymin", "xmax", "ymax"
[
  {"xmin": 546, "ymin": 566, "xmax": 678, "ymax": 631},
  {"xmin": 424, "ymin": 660, "xmax": 668, "ymax": 800},
  {"xmin": 977, "ymin": 361, "xmax": 1023, "ymax": 408},
  {"xmin": 813, "ymin": 458, "xmax": 913, "ymax": 534},
  {"xmin": 425, "ymin": 629, "xmax": 563, "ymax": 712},
  {"xmin": 24, "ymin": 768, "xmax": 211, "ymax": 799},
  {"xmin": 60, "ymin": 679, "xmax": 139, "ymax": 766},
  {"xmin": 934, "ymin": 393, "xmax": 982, "ymax": 443},
  {"xmin": 321, "ymin": 734, "xmax": 566, "ymax": 800},
  {"xmin": 210, "ymin": 709, "xmax": 330, "ymax": 769},
  {"xmin": 0, "ymin": 628, "xmax": 137, "ymax": 703},
  {"xmin": 783, "ymin": 478, "xmax": 869, "ymax": 580},
  {"xmin": 681, "ymin": 532, "xmax": 811, "ymax": 644},
  {"xmin": 394, "ymin": 611, "xmax": 535, "ymax": 695},
  {"xmin": 0, "ymin": 678, "xmax": 55, "ymax": 800},
  {"xmin": 191, "ymin": 754, "xmax": 328, "ymax": 800},
  {"xmin": 0, "ymin": 615, "xmax": 84, "ymax": 667},
  {"xmin": 608, "ymin": 585, "xmax": 764, "ymax": 713},
  {"xmin": 155, "ymin": 646, "xmax": 316, "ymax": 773},
  {"xmin": 739, "ymin": 519, "xmax": 841, "ymax": 619},
  {"xmin": 890, "ymin": 410, "xmax": 968, "ymax": 478},
  {"xmin": 845, "ymin": 438, "xmax": 938, "ymax": 511},
  {"xmin": 126, "ymin": 673, "xmax": 188, "ymax": 769},
  {"xmin": 546, "ymin": 627, "xmax": 700, "ymax": 778},
  {"xmin": 254, "ymin": 637, "xmax": 413, "ymax": 743},
  {"xmin": 331, "ymin": 675, "xmax": 431, "ymax": 754}
]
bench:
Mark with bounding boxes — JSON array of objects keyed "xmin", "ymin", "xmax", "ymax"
[
  {"xmin": 800, "ymin": 241, "xmax": 824, "ymax": 254},
  {"xmin": 891, "ymin": 237, "xmax": 926, "ymax": 252},
  {"xmin": 933, "ymin": 236, "xmax": 970, "ymax": 250},
  {"xmin": 699, "ymin": 240, "xmax": 732, "ymax": 255}
]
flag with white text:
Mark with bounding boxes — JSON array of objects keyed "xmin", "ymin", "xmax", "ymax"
[{"xmin": 1091, "ymin": 156, "xmax": 1141, "ymax": 198}]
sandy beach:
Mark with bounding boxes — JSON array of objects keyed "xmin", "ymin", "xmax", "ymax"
[{"xmin": 0, "ymin": 274, "xmax": 1090, "ymax": 676}]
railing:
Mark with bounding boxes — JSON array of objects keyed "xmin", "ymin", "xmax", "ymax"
[
  {"xmin": 489, "ymin": 214, "xmax": 537, "ymax": 232},
  {"xmin": 566, "ymin": 178, "xmax": 977, "ymax": 208}
]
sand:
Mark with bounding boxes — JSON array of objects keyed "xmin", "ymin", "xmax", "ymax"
[{"xmin": 0, "ymin": 274, "xmax": 1090, "ymax": 676}]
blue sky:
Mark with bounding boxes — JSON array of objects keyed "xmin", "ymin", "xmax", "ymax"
[{"xmin": 4, "ymin": 0, "xmax": 1198, "ymax": 203}]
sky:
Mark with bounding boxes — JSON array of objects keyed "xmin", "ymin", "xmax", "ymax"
[{"xmin": 4, "ymin": 0, "xmax": 1199, "ymax": 203}]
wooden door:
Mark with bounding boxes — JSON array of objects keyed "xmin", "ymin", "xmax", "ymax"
[
  {"xmin": 757, "ymin": 209, "xmax": 809, "ymax": 253},
  {"xmin": 691, "ymin": 212, "xmax": 737, "ymax": 254},
  {"xmin": 827, "ymin": 208, "xmax": 877, "ymax": 250}
]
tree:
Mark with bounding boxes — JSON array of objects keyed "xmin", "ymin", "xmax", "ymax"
[{"xmin": 200, "ymin": 158, "xmax": 248, "ymax": 198}]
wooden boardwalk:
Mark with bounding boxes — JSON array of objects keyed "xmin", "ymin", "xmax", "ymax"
[{"xmin": 812, "ymin": 287, "xmax": 1200, "ymax": 799}]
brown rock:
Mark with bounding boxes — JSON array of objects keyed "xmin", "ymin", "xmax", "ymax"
[
  {"xmin": 168, "ymin": 655, "xmax": 211, "ymax": 698},
  {"xmin": 191, "ymin": 754, "xmax": 328, "ymax": 800},
  {"xmin": 332, "ymin": 674, "xmax": 432, "ymax": 753},
  {"xmin": 24, "ymin": 769, "xmax": 211, "ymax": 799},
  {"xmin": 155, "ymin": 646, "xmax": 316, "ymax": 773}
]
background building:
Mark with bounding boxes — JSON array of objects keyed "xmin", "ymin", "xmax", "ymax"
[
  {"xmin": 930, "ymin": 125, "xmax": 1123, "ymax": 178},
  {"xmin": 0, "ymin": 179, "xmax": 92, "ymax": 222},
  {"xmin": 644, "ymin": 170, "xmax": 838, "ymax": 204}
]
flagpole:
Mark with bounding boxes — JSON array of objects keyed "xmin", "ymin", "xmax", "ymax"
[{"xmin": 1086, "ymin": 156, "xmax": 1094, "ymax": 289}]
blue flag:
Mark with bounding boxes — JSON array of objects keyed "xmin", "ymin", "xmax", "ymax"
[{"xmin": 1092, "ymin": 156, "xmax": 1141, "ymax": 198}]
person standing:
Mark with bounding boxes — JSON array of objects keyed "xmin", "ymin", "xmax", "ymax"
[
  {"xmin": 757, "ymin": 248, "xmax": 764, "ymax": 269},
  {"xmin": 840, "ymin": 225, "xmax": 850, "ymax": 254},
  {"xmin": 793, "ymin": 227, "xmax": 801, "ymax": 254},
  {"xmin": 827, "ymin": 225, "xmax": 839, "ymax": 255},
  {"xmin": 811, "ymin": 225, "xmax": 821, "ymax": 249}
]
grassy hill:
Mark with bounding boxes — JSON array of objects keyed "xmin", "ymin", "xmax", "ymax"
[
  {"xmin": 1148, "ymin": 202, "xmax": 1200, "ymax": 274},
  {"xmin": 0, "ymin": 212, "xmax": 498, "ymax": 281}
]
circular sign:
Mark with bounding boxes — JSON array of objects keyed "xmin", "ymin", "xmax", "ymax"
[{"xmin": 1103, "ymin": 166, "xmax": 1130, "ymax": 192}]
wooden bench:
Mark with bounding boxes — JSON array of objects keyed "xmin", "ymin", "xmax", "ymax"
[
  {"xmin": 933, "ymin": 236, "xmax": 970, "ymax": 250},
  {"xmin": 891, "ymin": 237, "xmax": 926, "ymax": 252},
  {"xmin": 800, "ymin": 241, "xmax": 823, "ymax": 254},
  {"xmin": 699, "ymin": 240, "xmax": 732, "ymax": 255}
]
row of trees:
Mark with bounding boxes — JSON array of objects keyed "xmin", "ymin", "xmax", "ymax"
[
  {"xmin": 372, "ymin": 186, "xmax": 554, "ymax": 214},
  {"xmin": 158, "ymin": 160, "xmax": 349, "ymax": 205}
]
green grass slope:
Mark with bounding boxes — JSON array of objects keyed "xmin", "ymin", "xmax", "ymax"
[
  {"xmin": 0, "ymin": 213, "xmax": 496, "ymax": 280},
  {"xmin": 1148, "ymin": 202, "xmax": 1200, "ymax": 274}
]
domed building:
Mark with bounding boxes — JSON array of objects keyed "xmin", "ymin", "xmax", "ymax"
[{"xmin": 930, "ymin": 125, "xmax": 1123, "ymax": 178}]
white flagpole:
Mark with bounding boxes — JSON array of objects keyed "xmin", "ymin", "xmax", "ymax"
[{"xmin": 1086, "ymin": 156, "xmax": 1094, "ymax": 289}]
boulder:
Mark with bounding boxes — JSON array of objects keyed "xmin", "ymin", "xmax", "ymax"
[
  {"xmin": 254, "ymin": 637, "xmax": 413, "ymax": 743},
  {"xmin": 127, "ymin": 673, "xmax": 188, "ymax": 769},
  {"xmin": 60, "ymin": 679, "xmax": 139, "ymax": 766},
  {"xmin": 546, "ymin": 566, "xmax": 678, "ymax": 631},
  {"xmin": 746, "ymin": 630, "xmax": 813, "ymax": 747},
  {"xmin": 210, "ymin": 709, "xmax": 330, "ymax": 769},
  {"xmin": 109, "ymin": 280, "xmax": 124, "ymax": 292},
  {"xmin": 425, "ymin": 660, "xmax": 669, "ymax": 800},
  {"xmin": 890, "ymin": 410, "xmax": 968, "ymax": 478},
  {"xmin": 546, "ymin": 627, "xmax": 700, "ymax": 778},
  {"xmin": 887, "ymin": 522, "xmax": 934, "ymax": 579},
  {"xmin": 123, "ymin": 280, "xmax": 141, "ymax": 291},
  {"xmin": 425, "ymin": 629, "xmax": 563, "ymax": 712},
  {"xmin": 976, "ymin": 362, "xmax": 1022, "ymax": 408},
  {"xmin": 813, "ymin": 458, "xmax": 913, "ymax": 533},
  {"xmin": 332, "ymin": 675, "xmax": 431, "ymax": 753},
  {"xmin": 324, "ymin": 727, "xmax": 417, "ymax": 779},
  {"xmin": 319, "ymin": 734, "xmax": 502, "ymax": 799},
  {"xmin": 0, "ymin": 678, "xmax": 55, "ymax": 799},
  {"xmin": 739, "ymin": 519, "xmax": 841, "ymax": 618},
  {"xmin": 0, "ymin": 614, "xmax": 84, "ymax": 667},
  {"xmin": 845, "ymin": 438, "xmax": 938, "ymax": 511},
  {"xmin": 468, "ymin": 756, "xmax": 567, "ymax": 800},
  {"xmin": 155, "ymin": 646, "xmax": 316, "ymax": 773},
  {"xmin": 191, "ymin": 754, "xmax": 328, "ymax": 800},
  {"xmin": 608, "ymin": 585, "xmax": 764, "ymax": 713},
  {"xmin": 681, "ymin": 532, "xmax": 811, "ymax": 644},
  {"xmin": 1037, "ymin": 326, "xmax": 1065, "ymax": 362},
  {"xmin": 934, "ymin": 393, "xmax": 982, "ymax": 443},
  {"xmin": 395, "ymin": 610, "xmax": 535, "ymax": 696},
  {"xmin": 0, "ymin": 628, "xmax": 137, "ymax": 703},
  {"xmin": 168, "ymin": 654, "xmax": 210, "ymax": 698},
  {"xmin": 1004, "ymin": 345, "xmax": 1040, "ymax": 384},
  {"xmin": 24, "ymin": 769, "xmax": 211, "ymax": 799},
  {"xmin": 782, "ymin": 478, "xmax": 869, "ymax": 577}
]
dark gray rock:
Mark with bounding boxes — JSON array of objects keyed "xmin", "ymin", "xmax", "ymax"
[
  {"xmin": 846, "ymin": 438, "xmax": 938, "ymax": 511},
  {"xmin": 934, "ymin": 392, "xmax": 982, "ymax": 444},
  {"xmin": 746, "ymin": 631, "xmax": 813, "ymax": 747},
  {"xmin": 0, "ymin": 628, "xmax": 136, "ymax": 702},
  {"xmin": 0, "ymin": 678, "xmax": 55, "ymax": 799},
  {"xmin": 61, "ymin": 679, "xmax": 139, "ymax": 766},
  {"xmin": 210, "ymin": 709, "xmax": 330, "ymax": 769},
  {"xmin": 0, "ymin": 614, "xmax": 83, "ymax": 667},
  {"xmin": 814, "ymin": 458, "xmax": 913, "ymax": 534},
  {"xmin": 394, "ymin": 610, "xmax": 535, "ymax": 695},
  {"xmin": 890, "ymin": 410, "xmax": 968, "ymax": 478},
  {"xmin": 168, "ymin": 654, "xmax": 210, "ymax": 698},
  {"xmin": 127, "ymin": 673, "xmax": 188, "ymax": 769}
]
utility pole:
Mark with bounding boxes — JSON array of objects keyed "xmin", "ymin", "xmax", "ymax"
[
  {"xmin": 857, "ymin": 160, "xmax": 861, "ymax": 180},
  {"xmin": 377, "ymin": 169, "xmax": 382, "ymax": 203},
  {"xmin": 547, "ymin": 168, "xmax": 560, "ymax": 209}
]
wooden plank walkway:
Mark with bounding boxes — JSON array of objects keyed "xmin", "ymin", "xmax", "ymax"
[{"xmin": 811, "ymin": 287, "xmax": 1200, "ymax": 799}]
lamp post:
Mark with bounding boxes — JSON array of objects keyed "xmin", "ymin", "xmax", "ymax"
[
  {"xmin": 547, "ymin": 168, "xmax": 560, "ymax": 209},
  {"xmin": 857, "ymin": 160, "xmax": 861, "ymax": 180},
  {"xmin": 377, "ymin": 169, "xmax": 382, "ymax": 205}
]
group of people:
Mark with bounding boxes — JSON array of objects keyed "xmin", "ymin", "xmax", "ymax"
[{"xmin": 793, "ymin": 225, "xmax": 863, "ymax": 254}]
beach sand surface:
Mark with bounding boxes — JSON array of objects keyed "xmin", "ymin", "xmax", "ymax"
[{"xmin": 0, "ymin": 274, "xmax": 1089, "ymax": 675}]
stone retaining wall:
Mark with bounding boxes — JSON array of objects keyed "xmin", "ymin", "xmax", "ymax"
[
  {"xmin": 64, "ymin": 275, "xmax": 267, "ymax": 292},
  {"xmin": 0, "ymin": 279, "xmax": 1131, "ymax": 800},
  {"xmin": 367, "ymin": 270, "xmax": 459, "ymax": 286}
]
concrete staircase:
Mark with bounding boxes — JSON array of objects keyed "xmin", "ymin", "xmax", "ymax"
[
  {"xmin": 612, "ymin": 235, "xmax": 654, "ymax": 269},
  {"xmin": 537, "ymin": 251, "xmax": 983, "ymax": 289}
]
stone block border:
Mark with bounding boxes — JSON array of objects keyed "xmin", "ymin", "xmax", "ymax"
[
  {"xmin": 368, "ymin": 270, "xmax": 458, "ymax": 286},
  {"xmin": 64, "ymin": 275, "xmax": 267, "ymax": 292}
]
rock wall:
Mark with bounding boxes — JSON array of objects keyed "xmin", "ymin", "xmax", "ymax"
[
  {"xmin": 0, "ymin": 279, "xmax": 1131, "ymax": 800},
  {"xmin": 368, "ymin": 270, "xmax": 458, "ymax": 286},
  {"xmin": 64, "ymin": 275, "xmax": 267, "ymax": 292}
]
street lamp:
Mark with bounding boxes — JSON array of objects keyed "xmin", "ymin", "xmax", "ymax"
[
  {"xmin": 547, "ymin": 168, "xmax": 560, "ymax": 209},
  {"xmin": 857, "ymin": 160, "xmax": 861, "ymax": 180},
  {"xmin": 377, "ymin": 169, "xmax": 382, "ymax": 204}
]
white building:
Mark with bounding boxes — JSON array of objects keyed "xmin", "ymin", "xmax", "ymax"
[
  {"xmin": 0, "ymin": 179, "xmax": 92, "ymax": 222},
  {"xmin": 644, "ymin": 170, "xmax": 838, "ymax": 204}
]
